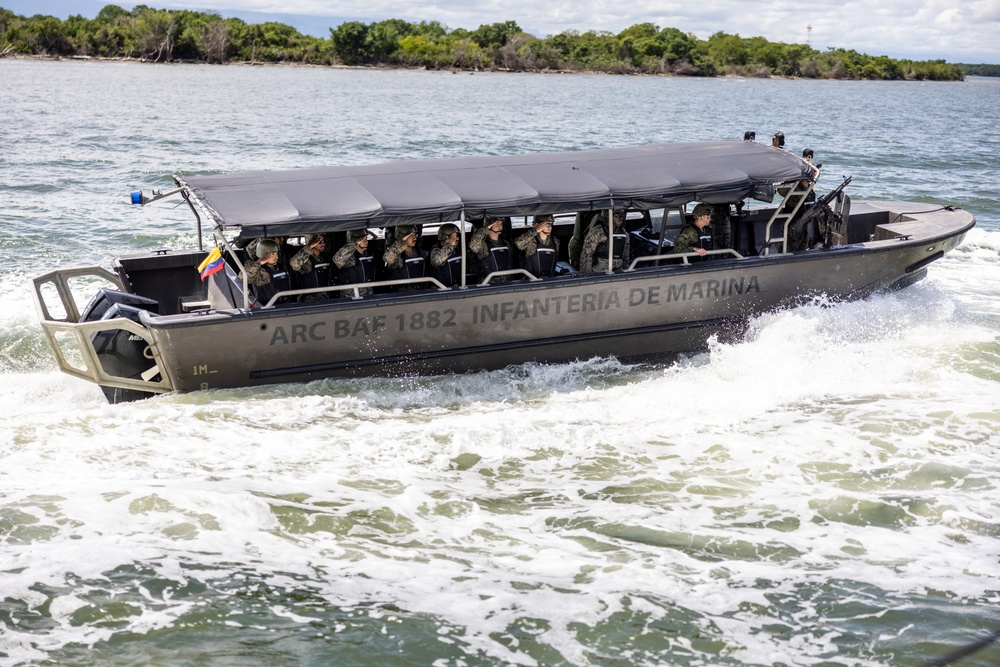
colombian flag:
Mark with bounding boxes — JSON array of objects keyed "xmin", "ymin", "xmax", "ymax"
[{"xmin": 197, "ymin": 247, "xmax": 225, "ymax": 281}]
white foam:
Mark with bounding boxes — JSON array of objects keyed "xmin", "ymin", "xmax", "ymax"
[{"xmin": 3, "ymin": 232, "xmax": 999, "ymax": 667}]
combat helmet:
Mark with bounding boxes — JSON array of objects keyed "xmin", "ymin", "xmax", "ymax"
[
  {"xmin": 255, "ymin": 238, "xmax": 279, "ymax": 256},
  {"xmin": 438, "ymin": 223, "xmax": 459, "ymax": 240}
]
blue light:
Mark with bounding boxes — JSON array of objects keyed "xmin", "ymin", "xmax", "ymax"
[{"xmin": 131, "ymin": 191, "xmax": 143, "ymax": 205}]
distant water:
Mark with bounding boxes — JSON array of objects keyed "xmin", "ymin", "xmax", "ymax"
[{"xmin": 1, "ymin": 60, "xmax": 999, "ymax": 667}]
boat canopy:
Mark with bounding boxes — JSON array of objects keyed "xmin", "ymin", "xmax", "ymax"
[{"xmin": 175, "ymin": 141, "xmax": 817, "ymax": 237}]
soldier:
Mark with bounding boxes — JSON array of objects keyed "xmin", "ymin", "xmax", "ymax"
[
  {"xmin": 673, "ymin": 204, "xmax": 714, "ymax": 259},
  {"xmin": 710, "ymin": 204, "xmax": 732, "ymax": 251},
  {"xmin": 333, "ymin": 229, "xmax": 375, "ymax": 296},
  {"xmin": 580, "ymin": 210, "xmax": 630, "ymax": 273},
  {"xmin": 289, "ymin": 234, "xmax": 331, "ymax": 300},
  {"xmin": 515, "ymin": 214, "xmax": 560, "ymax": 278},
  {"xmin": 783, "ymin": 178, "xmax": 818, "ymax": 251},
  {"xmin": 274, "ymin": 235, "xmax": 295, "ymax": 266},
  {"xmin": 430, "ymin": 223, "xmax": 463, "ymax": 287},
  {"xmin": 240, "ymin": 238, "xmax": 291, "ymax": 306},
  {"xmin": 469, "ymin": 216, "xmax": 512, "ymax": 283},
  {"xmin": 383, "ymin": 225, "xmax": 428, "ymax": 291},
  {"xmin": 789, "ymin": 198, "xmax": 835, "ymax": 251}
]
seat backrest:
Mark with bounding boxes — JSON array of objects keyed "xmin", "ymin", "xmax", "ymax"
[{"xmin": 206, "ymin": 262, "xmax": 246, "ymax": 309}]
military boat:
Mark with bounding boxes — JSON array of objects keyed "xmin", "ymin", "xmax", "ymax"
[{"xmin": 31, "ymin": 140, "xmax": 975, "ymax": 403}]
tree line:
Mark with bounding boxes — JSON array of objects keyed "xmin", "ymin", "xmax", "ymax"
[
  {"xmin": 0, "ymin": 4, "xmax": 966, "ymax": 81},
  {"xmin": 958, "ymin": 63, "xmax": 1000, "ymax": 77}
]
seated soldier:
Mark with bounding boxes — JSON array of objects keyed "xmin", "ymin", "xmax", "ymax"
[
  {"xmin": 289, "ymin": 234, "xmax": 332, "ymax": 300},
  {"xmin": 673, "ymin": 204, "xmax": 714, "ymax": 259},
  {"xmin": 580, "ymin": 210, "xmax": 630, "ymax": 273},
  {"xmin": 469, "ymin": 216, "xmax": 512, "ymax": 283},
  {"xmin": 240, "ymin": 238, "xmax": 291, "ymax": 306},
  {"xmin": 332, "ymin": 229, "xmax": 375, "ymax": 296},
  {"xmin": 515, "ymin": 214, "xmax": 560, "ymax": 278},
  {"xmin": 430, "ymin": 223, "xmax": 463, "ymax": 287},
  {"xmin": 383, "ymin": 225, "xmax": 429, "ymax": 291}
]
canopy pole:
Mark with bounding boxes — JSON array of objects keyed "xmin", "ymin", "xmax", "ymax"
[
  {"xmin": 181, "ymin": 192, "xmax": 204, "ymax": 252},
  {"xmin": 459, "ymin": 211, "xmax": 467, "ymax": 289},
  {"xmin": 657, "ymin": 207, "xmax": 670, "ymax": 259},
  {"xmin": 606, "ymin": 208, "xmax": 614, "ymax": 275}
]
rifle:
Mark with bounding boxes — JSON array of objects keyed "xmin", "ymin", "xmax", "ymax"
[{"xmin": 792, "ymin": 175, "xmax": 852, "ymax": 249}]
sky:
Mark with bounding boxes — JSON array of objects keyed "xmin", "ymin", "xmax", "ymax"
[{"xmin": 5, "ymin": 0, "xmax": 999, "ymax": 63}]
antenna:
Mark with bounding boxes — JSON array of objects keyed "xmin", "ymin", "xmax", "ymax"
[{"xmin": 807, "ymin": 24, "xmax": 812, "ymax": 47}]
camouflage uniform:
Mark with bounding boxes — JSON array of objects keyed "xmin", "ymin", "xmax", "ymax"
[
  {"xmin": 787, "ymin": 221, "xmax": 808, "ymax": 252},
  {"xmin": 240, "ymin": 259, "xmax": 290, "ymax": 305},
  {"xmin": 673, "ymin": 224, "xmax": 709, "ymax": 255},
  {"xmin": 788, "ymin": 202, "xmax": 835, "ymax": 251},
  {"xmin": 711, "ymin": 204, "xmax": 732, "ymax": 250},
  {"xmin": 515, "ymin": 228, "xmax": 560, "ymax": 278},
  {"xmin": 290, "ymin": 246, "xmax": 308, "ymax": 272},
  {"xmin": 383, "ymin": 238, "xmax": 428, "ymax": 290},
  {"xmin": 515, "ymin": 228, "xmax": 558, "ymax": 256},
  {"xmin": 468, "ymin": 226, "xmax": 504, "ymax": 260},
  {"xmin": 469, "ymin": 226, "xmax": 512, "ymax": 282},
  {"xmin": 245, "ymin": 238, "xmax": 260, "ymax": 260},
  {"xmin": 382, "ymin": 239, "xmax": 415, "ymax": 270},
  {"xmin": 580, "ymin": 223, "xmax": 630, "ymax": 273},
  {"xmin": 240, "ymin": 260, "xmax": 271, "ymax": 287},
  {"xmin": 290, "ymin": 243, "xmax": 332, "ymax": 300},
  {"xmin": 430, "ymin": 242, "xmax": 457, "ymax": 268},
  {"xmin": 430, "ymin": 241, "xmax": 462, "ymax": 286},
  {"xmin": 333, "ymin": 242, "xmax": 374, "ymax": 296}
]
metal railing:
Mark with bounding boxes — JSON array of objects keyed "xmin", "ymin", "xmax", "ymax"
[
  {"xmin": 261, "ymin": 275, "xmax": 451, "ymax": 308},
  {"xmin": 477, "ymin": 268, "xmax": 541, "ymax": 286},
  {"xmin": 628, "ymin": 249, "xmax": 744, "ymax": 270}
]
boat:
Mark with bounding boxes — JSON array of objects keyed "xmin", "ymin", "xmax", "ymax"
[{"xmin": 31, "ymin": 140, "xmax": 975, "ymax": 403}]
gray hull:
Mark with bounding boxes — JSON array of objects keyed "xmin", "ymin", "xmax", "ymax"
[
  {"xmin": 32, "ymin": 200, "xmax": 973, "ymax": 400},
  {"xmin": 149, "ymin": 211, "xmax": 967, "ymax": 392}
]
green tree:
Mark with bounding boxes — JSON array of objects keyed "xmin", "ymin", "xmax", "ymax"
[
  {"xmin": 198, "ymin": 17, "xmax": 228, "ymax": 63},
  {"xmin": 470, "ymin": 20, "xmax": 520, "ymax": 49},
  {"xmin": 367, "ymin": 18, "xmax": 415, "ymax": 62},
  {"xmin": 330, "ymin": 20, "xmax": 369, "ymax": 65},
  {"xmin": 706, "ymin": 31, "xmax": 749, "ymax": 70},
  {"xmin": 414, "ymin": 20, "xmax": 448, "ymax": 39},
  {"xmin": 132, "ymin": 6, "xmax": 176, "ymax": 61},
  {"xmin": 0, "ymin": 6, "xmax": 965, "ymax": 80},
  {"xmin": 657, "ymin": 27, "xmax": 697, "ymax": 63}
]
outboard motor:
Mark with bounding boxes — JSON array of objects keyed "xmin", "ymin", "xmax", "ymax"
[
  {"xmin": 81, "ymin": 289, "xmax": 160, "ymax": 403},
  {"xmin": 81, "ymin": 288, "xmax": 158, "ymax": 322}
]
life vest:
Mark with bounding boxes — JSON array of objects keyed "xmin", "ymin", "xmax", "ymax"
[
  {"xmin": 406, "ymin": 255, "xmax": 426, "ymax": 278},
  {"xmin": 388, "ymin": 251, "xmax": 428, "ymax": 290},
  {"xmin": 312, "ymin": 260, "xmax": 332, "ymax": 287},
  {"xmin": 254, "ymin": 263, "xmax": 291, "ymax": 306},
  {"xmin": 479, "ymin": 241, "xmax": 511, "ymax": 278},
  {"xmin": 339, "ymin": 253, "xmax": 374, "ymax": 286},
  {"xmin": 524, "ymin": 241, "xmax": 558, "ymax": 277},
  {"xmin": 595, "ymin": 231, "xmax": 628, "ymax": 261},
  {"xmin": 433, "ymin": 245, "xmax": 463, "ymax": 286},
  {"xmin": 296, "ymin": 256, "xmax": 332, "ymax": 291}
]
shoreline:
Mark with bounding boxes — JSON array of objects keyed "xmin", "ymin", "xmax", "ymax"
[{"xmin": 0, "ymin": 52, "xmax": 946, "ymax": 82}]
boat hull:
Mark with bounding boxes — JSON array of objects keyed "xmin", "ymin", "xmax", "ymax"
[
  {"xmin": 31, "ymin": 199, "xmax": 974, "ymax": 400},
  {"xmin": 146, "ymin": 226, "xmax": 965, "ymax": 393}
]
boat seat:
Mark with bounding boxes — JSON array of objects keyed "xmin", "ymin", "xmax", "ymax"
[{"xmin": 206, "ymin": 262, "xmax": 246, "ymax": 309}]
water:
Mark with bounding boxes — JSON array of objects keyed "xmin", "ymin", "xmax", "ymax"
[{"xmin": 2, "ymin": 60, "xmax": 999, "ymax": 666}]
